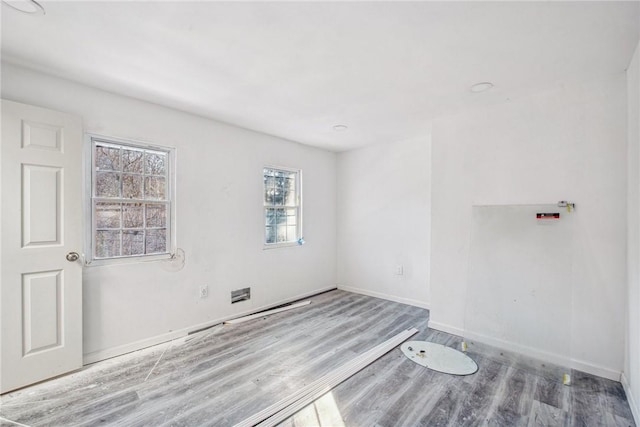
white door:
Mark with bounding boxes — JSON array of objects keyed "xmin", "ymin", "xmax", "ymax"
[{"xmin": 1, "ymin": 100, "xmax": 83, "ymax": 394}]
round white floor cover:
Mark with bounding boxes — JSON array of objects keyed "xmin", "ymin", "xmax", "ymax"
[{"xmin": 401, "ymin": 341, "xmax": 478, "ymax": 376}]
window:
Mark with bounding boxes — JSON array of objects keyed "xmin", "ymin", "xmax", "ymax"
[
  {"xmin": 88, "ymin": 135, "xmax": 174, "ymax": 263},
  {"xmin": 264, "ymin": 167, "xmax": 302, "ymax": 247}
]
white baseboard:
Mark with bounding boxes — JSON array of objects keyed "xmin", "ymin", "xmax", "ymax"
[
  {"xmin": 83, "ymin": 330, "xmax": 186, "ymax": 365},
  {"xmin": 427, "ymin": 320, "xmax": 622, "ymax": 382},
  {"xmin": 570, "ymin": 357, "xmax": 622, "ymax": 382},
  {"xmin": 622, "ymin": 373, "xmax": 640, "ymax": 425},
  {"xmin": 83, "ymin": 285, "xmax": 337, "ymax": 365},
  {"xmin": 427, "ymin": 320, "xmax": 464, "ymax": 337},
  {"xmin": 337, "ymin": 285, "xmax": 430, "ymax": 310}
]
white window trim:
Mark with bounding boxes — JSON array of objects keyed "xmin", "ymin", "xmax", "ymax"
[
  {"xmin": 84, "ymin": 133, "xmax": 177, "ymax": 266},
  {"xmin": 263, "ymin": 165, "xmax": 303, "ymax": 250}
]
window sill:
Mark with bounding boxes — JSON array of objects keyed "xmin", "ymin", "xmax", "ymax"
[
  {"xmin": 84, "ymin": 252, "xmax": 173, "ymax": 267},
  {"xmin": 263, "ymin": 241, "xmax": 303, "ymax": 250}
]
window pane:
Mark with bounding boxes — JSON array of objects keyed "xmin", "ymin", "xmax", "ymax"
[
  {"xmin": 286, "ymin": 208, "xmax": 297, "ymax": 225},
  {"xmin": 144, "ymin": 176, "xmax": 166, "ymax": 200},
  {"xmin": 122, "ymin": 149, "xmax": 144, "ymax": 173},
  {"xmin": 96, "ymin": 172, "xmax": 120, "ymax": 198},
  {"xmin": 272, "ymin": 190, "xmax": 283, "ymax": 206},
  {"xmin": 146, "ymin": 204, "xmax": 166, "ymax": 228},
  {"xmin": 96, "ymin": 230, "xmax": 120, "ymax": 258},
  {"xmin": 263, "ymin": 168, "xmax": 275, "ymax": 178},
  {"xmin": 145, "ymin": 152, "xmax": 166, "ymax": 175},
  {"xmin": 95, "ymin": 146, "xmax": 120, "ymax": 171},
  {"xmin": 96, "ymin": 203, "xmax": 121, "ymax": 228},
  {"xmin": 264, "ymin": 176, "xmax": 276, "ymax": 205},
  {"xmin": 265, "ymin": 226, "xmax": 275, "ymax": 244},
  {"xmin": 287, "ymin": 226, "xmax": 297, "ymax": 241},
  {"xmin": 146, "ymin": 229, "xmax": 166, "ymax": 254},
  {"xmin": 274, "ymin": 176, "xmax": 285, "ymax": 206},
  {"xmin": 276, "ymin": 224, "xmax": 287, "ymax": 243},
  {"xmin": 122, "ymin": 174, "xmax": 143, "ymax": 199},
  {"xmin": 123, "ymin": 203, "xmax": 144, "ymax": 228},
  {"xmin": 284, "ymin": 177, "xmax": 296, "ymax": 206},
  {"xmin": 265, "ymin": 208, "xmax": 276, "ymax": 226},
  {"xmin": 275, "ymin": 208, "xmax": 286, "ymax": 225},
  {"xmin": 122, "ymin": 230, "xmax": 145, "ymax": 255}
]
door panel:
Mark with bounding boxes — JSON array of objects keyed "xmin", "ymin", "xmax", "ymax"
[
  {"xmin": 22, "ymin": 120, "xmax": 64, "ymax": 151},
  {"xmin": 22, "ymin": 164, "xmax": 62, "ymax": 246},
  {"xmin": 1, "ymin": 100, "xmax": 83, "ymax": 394},
  {"xmin": 22, "ymin": 270, "xmax": 63, "ymax": 355}
]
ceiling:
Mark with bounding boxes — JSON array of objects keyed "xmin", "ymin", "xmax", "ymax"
[{"xmin": 1, "ymin": 1, "xmax": 639, "ymax": 152}]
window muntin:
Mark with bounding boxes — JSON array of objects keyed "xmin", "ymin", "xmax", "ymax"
[
  {"xmin": 264, "ymin": 167, "xmax": 301, "ymax": 246},
  {"xmin": 90, "ymin": 137, "xmax": 172, "ymax": 261}
]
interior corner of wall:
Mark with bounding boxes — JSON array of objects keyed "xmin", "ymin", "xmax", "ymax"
[{"xmin": 621, "ymin": 372, "xmax": 640, "ymax": 425}]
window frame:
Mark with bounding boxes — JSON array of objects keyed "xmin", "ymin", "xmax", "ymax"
[
  {"xmin": 84, "ymin": 133, "xmax": 177, "ymax": 266},
  {"xmin": 263, "ymin": 165, "xmax": 303, "ymax": 250}
]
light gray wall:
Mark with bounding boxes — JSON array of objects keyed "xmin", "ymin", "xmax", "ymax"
[
  {"xmin": 336, "ymin": 136, "xmax": 431, "ymax": 308},
  {"xmin": 430, "ymin": 74, "xmax": 628, "ymax": 380},
  {"xmin": 626, "ymin": 40, "xmax": 640, "ymax": 423},
  {"xmin": 1, "ymin": 62, "xmax": 337, "ymax": 361}
]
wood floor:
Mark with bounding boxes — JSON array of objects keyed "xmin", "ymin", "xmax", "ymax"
[{"xmin": 0, "ymin": 290, "xmax": 636, "ymax": 426}]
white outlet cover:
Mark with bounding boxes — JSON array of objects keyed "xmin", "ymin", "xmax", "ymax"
[{"xmin": 401, "ymin": 341, "xmax": 478, "ymax": 376}]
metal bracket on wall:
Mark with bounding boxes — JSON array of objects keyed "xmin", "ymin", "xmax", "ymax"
[{"xmin": 557, "ymin": 201, "xmax": 576, "ymax": 212}]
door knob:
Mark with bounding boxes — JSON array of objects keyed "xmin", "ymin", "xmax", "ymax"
[{"xmin": 66, "ymin": 252, "xmax": 79, "ymax": 262}]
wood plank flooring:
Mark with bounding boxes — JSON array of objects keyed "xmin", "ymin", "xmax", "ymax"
[{"xmin": 0, "ymin": 290, "xmax": 635, "ymax": 426}]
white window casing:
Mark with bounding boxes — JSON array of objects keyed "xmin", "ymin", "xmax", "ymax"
[
  {"xmin": 85, "ymin": 134, "xmax": 176, "ymax": 265},
  {"xmin": 263, "ymin": 166, "xmax": 302, "ymax": 249}
]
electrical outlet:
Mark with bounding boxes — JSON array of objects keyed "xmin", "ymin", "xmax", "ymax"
[
  {"xmin": 395, "ymin": 265, "xmax": 404, "ymax": 276},
  {"xmin": 200, "ymin": 285, "xmax": 208, "ymax": 298}
]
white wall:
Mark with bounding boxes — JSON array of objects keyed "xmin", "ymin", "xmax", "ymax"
[
  {"xmin": 625, "ymin": 40, "xmax": 640, "ymax": 423},
  {"xmin": 1, "ymin": 62, "xmax": 337, "ymax": 362},
  {"xmin": 336, "ymin": 136, "xmax": 431, "ymax": 308},
  {"xmin": 430, "ymin": 74, "xmax": 628, "ymax": 380},
  {"xmin": 2, "ymin": 58, "xmax": 633, "ymax": 390}
]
